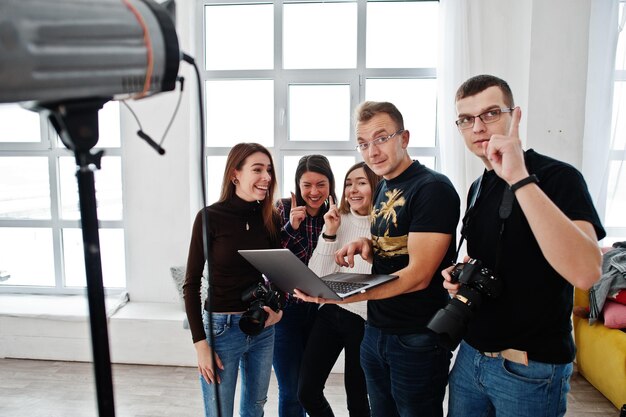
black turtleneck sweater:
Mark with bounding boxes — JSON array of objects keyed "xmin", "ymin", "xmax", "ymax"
[{"xmin": 183, "ymin": 195, "xmax": 280, "ymax": 343}]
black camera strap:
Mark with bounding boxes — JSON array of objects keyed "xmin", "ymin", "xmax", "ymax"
[
  {"xmin": 454, "ymin": 174, "xmax": 483, "ymax": 262},
  {"xmin": 455, "ymin": 173, "xmax": 516, "ymax": 274},
  {"xmin": 494, "ymin": 187, "xmax": 514, "ymax": 273}
]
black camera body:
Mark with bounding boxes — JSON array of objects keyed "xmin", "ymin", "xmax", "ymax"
[
  {"xmin": 239, "ymin": 281, "xmax": 286, "ymax": 336},
  {"xmin": 427, "ymin": 259, "xmax": 502, "ymax": 351}
]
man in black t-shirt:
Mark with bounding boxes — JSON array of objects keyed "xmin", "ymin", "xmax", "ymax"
[
  {"xmin": 444, "ymin": 74, "xmax": 606, "ymax": 417},
  {"xmin": 296, "ymin": 101, "xmax": 460, "ymax": 417}
]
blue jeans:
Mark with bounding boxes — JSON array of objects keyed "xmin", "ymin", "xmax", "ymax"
[
  {"xmin": 273, "ymin": 301, "xmax": 318, "ymax": 417},
  {"xmin": 360, "ymin": 324, "xmax": 451, "ymax": 417},
  {"xmin": 448, "ymin": 341, "xmax": 573, "ymax": 417},
  {"xmin": 200, "ymin": 311, "xmax": 274, "ymax": 417}
]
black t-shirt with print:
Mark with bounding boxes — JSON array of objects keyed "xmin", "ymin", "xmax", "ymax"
[{"xmin": 368, "ymin": 161, "xmax": 460, "ymax": 334}]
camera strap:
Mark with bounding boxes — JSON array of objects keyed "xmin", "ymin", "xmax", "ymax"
[
  {"xmin": 454, "ymin": 174, "xmax": 484, "ymax": 262},
  {"xmin": 454, "ymin": 174, "xmax": 515, "ymax": 273}
]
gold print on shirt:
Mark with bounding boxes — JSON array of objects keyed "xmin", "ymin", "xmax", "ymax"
[{"xmin": 371, "ymin": 189, "xmax": 408, "ymax": 258}]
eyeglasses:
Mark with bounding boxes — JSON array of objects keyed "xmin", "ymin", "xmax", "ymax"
[
  {"xmin": 455, "ymin": 108, "xmax": 513, "ymax": 130},
  {"xmin": 355, "ymin": 129, "xmax": 404, "ymax": 151}
]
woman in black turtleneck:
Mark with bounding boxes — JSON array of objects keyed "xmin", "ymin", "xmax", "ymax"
[{"xmin": 183, "ymin": 143, "xmax": 282, "ymax": 417}]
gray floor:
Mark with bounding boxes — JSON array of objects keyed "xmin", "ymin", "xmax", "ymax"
[{"xmin": 0, "ymin": 358, "xmax": 619, "ymax": 417}]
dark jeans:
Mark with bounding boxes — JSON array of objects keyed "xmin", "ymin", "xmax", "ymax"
[
  {"xmin": 298, "ymin": 304, "xmax": 370, "ymax": 417},
  {"xmin": 360, "ymin": 324, "xmax": 451, "ymax": 417},
  {"xmin": 273, "ymin": 301, "xmax": 318, "ymax": 417}
]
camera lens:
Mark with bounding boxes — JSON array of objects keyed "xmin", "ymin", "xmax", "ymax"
[
  {"xmin": 239, "ymin": 300, "xmax": 268, "ymax": 336},
  {"xmin": 426, "ymin": 259, "xmax": 500, "ymax": 351},
  {"xmin": 427, "ymin": 286, "xmax": 483, "ymax": 350}
]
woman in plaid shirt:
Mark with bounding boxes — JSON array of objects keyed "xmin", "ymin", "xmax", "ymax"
[{"xmin": 274, "ymin": 154, "xmax": 337, "ymax": 417}]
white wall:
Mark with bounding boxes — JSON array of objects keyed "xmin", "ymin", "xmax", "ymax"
[
  {"xmin": 122, "ymin": 1, "xmax": 199, "ymax": 304},
  {"xmin": 526, "ymin": 0, "xmax": 591, "ymax": 168}
]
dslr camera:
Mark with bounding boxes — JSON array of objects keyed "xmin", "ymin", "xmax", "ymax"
[
  {"xmin": 427, "ymin": 259, "xmax": 503, "ymax": 351},
  {"xmin": 239, "ymin": 281, "xmax": 286, "ymax": 336}
]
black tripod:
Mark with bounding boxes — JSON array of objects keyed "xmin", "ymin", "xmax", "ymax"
[{"xmin": 44, "ymin": 98, "xmax": 116, "ymax": 417}]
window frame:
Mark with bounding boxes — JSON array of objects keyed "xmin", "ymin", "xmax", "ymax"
[
  {"xmin": 196, "ymin": 0, "xmax": 440, "ymax": 199},
  {"xmin": 0, "ymin": 106, "xmax": 125, "ymax": 295}
]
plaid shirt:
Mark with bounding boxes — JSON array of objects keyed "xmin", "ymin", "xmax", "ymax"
[{"xmin": 276, "ymin": 198, "xmax": 325, "ymax": 265}]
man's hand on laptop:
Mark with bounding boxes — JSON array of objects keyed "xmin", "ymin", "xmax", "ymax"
[
  {"xmin": 335, "ymin": 237, "xmax": 373, "ymax": 267},
  {"xmin": 293, "ymin": 288, "xmax": 338, "ymax": 304}
]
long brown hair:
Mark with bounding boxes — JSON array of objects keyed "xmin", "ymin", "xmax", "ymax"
[
  {"xmin": 338, "ymin": 161, "xmax": 381, "ymax": 215},
  {"xmin": 219, "ymin": 143, "xmax": 279, "ymax": 238}
]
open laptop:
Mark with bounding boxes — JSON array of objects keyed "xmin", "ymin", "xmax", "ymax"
[{"xmin": 238, "ymin": 248, "xmax": 398, "ymax": 301}]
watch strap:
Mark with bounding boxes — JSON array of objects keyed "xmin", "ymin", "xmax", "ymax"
[{"xmin": 509, "ymin": 174, "xmax": 539, "ymax": 193}]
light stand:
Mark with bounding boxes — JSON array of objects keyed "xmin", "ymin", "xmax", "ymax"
[{"xmin": 44, "ymin": 98, "xmax": 116, "ymax": 417}]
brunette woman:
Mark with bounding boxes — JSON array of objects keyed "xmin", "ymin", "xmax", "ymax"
[
  {"xmin": 274, "ymin": 154, "xmax": 337, "ymax": 417},
  {"xmin": 183, "ymin": 143, "xmax": 283, "ymax": 417}
]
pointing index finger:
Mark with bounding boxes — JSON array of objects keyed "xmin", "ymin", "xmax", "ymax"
[
  {"xmin": 329, "ymin": 195, "xmax": 335, "ymax": 208},
  {"xmin": 507, "ymin": 106, "xmax": 521, "ymax": 138},
  {"xmin": 291, "ymin": 191, "xmax": 297, "ymax": 207}
]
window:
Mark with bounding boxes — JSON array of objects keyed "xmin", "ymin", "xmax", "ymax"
[
  {"xmin": 0, "ymin": 102, "xmax": 126, "ymax": 293},
  {"xmin": 606, "ymin": 0, "xmax": 626, "ymax": 243},
  {"xmin": 197, "ymin": 0, "xmax": 439, "ymax": 203}
]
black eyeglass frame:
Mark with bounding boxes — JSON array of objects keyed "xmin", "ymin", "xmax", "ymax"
[{"xmin": 455, "ymin": 107, "xmax": 514, "ymax": 130}]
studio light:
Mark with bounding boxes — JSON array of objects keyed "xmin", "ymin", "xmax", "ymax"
[{"xmin": 0, "ymin": 0, "xmax": 180, "ymax": 105}]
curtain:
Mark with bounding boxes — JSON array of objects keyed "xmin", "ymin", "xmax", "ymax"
[
  {"xmin": 437, "ymin": 0, "xmax": 488, "ymax": 210},
  {"xmin": 581, "ymin": 0, "xmax": 620, "ymax": 218}
]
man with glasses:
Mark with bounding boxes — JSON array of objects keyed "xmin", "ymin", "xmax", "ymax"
[
  {"xmin": 444, "ymin": 74, "xmax": 605, "ymax": 417},
  {"xmin": 296, "ymin": 100, "xmax": 460, "ymax": 417}
]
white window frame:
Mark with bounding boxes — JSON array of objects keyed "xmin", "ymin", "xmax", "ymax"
[
  {"xmin": 0, "ymin": 108, "xmax": 125, "ymax": 295},
  {"xmin": 195, "ymin": 0, "xmax": 439, "ymax": 197}
]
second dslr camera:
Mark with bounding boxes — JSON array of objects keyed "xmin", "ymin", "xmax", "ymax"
[{"xmin": 427, "ymin": 259, "xmax": 502, "ymax": 351}]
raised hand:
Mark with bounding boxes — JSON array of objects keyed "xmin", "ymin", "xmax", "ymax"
[
  {"xmin": 289, "ymin": 192, "xmax": 307, "ymax": 230},
  {"xmin": 323, "ymin": 195, "xmax": 341, "ymax": 236},
  {"xmin": 484, "ymin": 106, "xmax": 529, "ymax": 185}
]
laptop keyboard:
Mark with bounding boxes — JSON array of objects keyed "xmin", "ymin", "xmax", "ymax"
[{"xmin": 322, "ymin": 280, "xmax": 368, "ymax": 294}]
